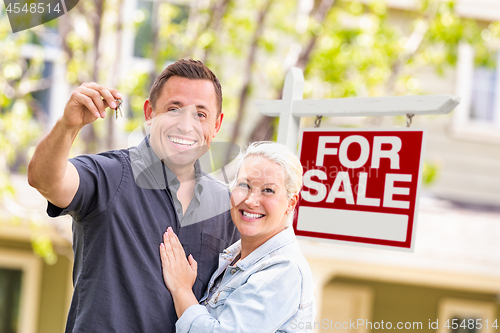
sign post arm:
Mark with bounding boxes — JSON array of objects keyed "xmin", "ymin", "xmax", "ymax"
[
  {"xmin": 257, "ymin": 95, "xmax": 460, "ymax": 117},
  {"xmin": 277, "ymin": 67, "xmax": 304, "ymax": 153}
]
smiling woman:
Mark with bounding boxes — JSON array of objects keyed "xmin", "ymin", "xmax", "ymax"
[
  {"xmin": 231, "ymin": 155, "xmax": 292, "ymax": 251},
  {"xmin": 229, "ymin": 142, "xmax": 303, "ymax": 258},
  {"xmin": 159, "ymin": 141, "xmax": 316, "ymax": 333}
]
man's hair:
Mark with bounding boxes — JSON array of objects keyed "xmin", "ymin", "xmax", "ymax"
[{"xmin": 149, "ymin": 59, "xmax": 223, "ymax": 115}]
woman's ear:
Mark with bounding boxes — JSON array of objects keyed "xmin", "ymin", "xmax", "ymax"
[{"xmin": 287, "ymin": 193, "xmax": 299, "ymax": 214}]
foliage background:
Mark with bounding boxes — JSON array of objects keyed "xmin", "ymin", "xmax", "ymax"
[{"xmin": 1, "ymin": 0, "xmax": 499, "ymax": 262}]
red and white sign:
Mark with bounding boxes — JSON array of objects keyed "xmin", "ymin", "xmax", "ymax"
[{"xmin": 293, "ymin": 128, "xmax": 426, "ymax": 249}]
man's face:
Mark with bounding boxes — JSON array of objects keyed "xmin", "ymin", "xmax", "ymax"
[{"xmin": 144, "ymin": 76, "xmax": 223, "ymax": 170}]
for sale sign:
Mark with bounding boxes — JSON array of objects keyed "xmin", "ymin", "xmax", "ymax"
[{"xmin": 293, "ymin": 128, "xmax": 426, "ymax": 249}]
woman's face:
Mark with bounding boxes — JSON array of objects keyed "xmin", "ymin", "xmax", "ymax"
[{"xmin": 230, "ymin": 155, "xmax": 298, "ymax": 245}]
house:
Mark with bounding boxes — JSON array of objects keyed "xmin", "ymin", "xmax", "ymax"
[
  {"xmin": 0, "ymin": 174, "xmax": 73, "ymax": 333},
  {"xmin": 302, "ymin": 196, "xmax": 500, "ymax": 332},
  {"xmin": 298, "ymin": 0, "xmax": 500, "ymax": 332},
  {"xmin": 2, "ymin": 0, "xmax": 499, "ymax": 332}
]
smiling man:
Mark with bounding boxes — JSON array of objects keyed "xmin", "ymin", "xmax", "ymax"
[
  {"xmin": 27, "ymin": 59, "xmax": 239, "ymax": 333},
  {"xmin": 146, "ymin": 76, "xmax": 220, "ymax": 181}
]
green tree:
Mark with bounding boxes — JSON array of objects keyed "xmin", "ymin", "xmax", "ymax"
[
  {"xmin": 2, "ymin": 0, "xmax": 500, "ymax": 261},
  {"xmin": 0, "ymin": 0, "xmax": 126, "ymax": 263},
  {"xmin": 0, "ymin": 12, "xmax": 56, "ymax": 263},
  {"xmin": 129, "ymin": 0, "xmax": 499, "ymax": 144}
]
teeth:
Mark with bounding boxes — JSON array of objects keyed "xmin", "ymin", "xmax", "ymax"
[
  {"xmin": 170, "ymin": 137, "xmax": 195, "ymax": 146},
  {"xmin": 242, "ymin": 211, "xmax": 264, "ymax": 219}
]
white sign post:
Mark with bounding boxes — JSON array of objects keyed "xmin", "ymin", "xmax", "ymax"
[
  {"xmin": 256, "ymin": 67, "xmax": 460, "ymax": 151},
  {"xmin": 256, "ymin": 67, "xmax": 460, "ymax": 249}
]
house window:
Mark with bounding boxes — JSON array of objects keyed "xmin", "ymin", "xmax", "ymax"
[
  {"xmin": 0, "ymin": 268, "xmax": 22, "ymax": 333},
  {"xmin": 450, "ymin": 315, "xmax": 479, "ymax": 333},
  {"xmin": 0, "ymin": 249, "xmax": 42, "ymax": 333},
  {"xmin": 321, "ymin": 282, "xmax": 374, "ymax": 332},
  {"xmin": 20, "ymin": 42, "xmax": 68, "ymax": 127},
  {"xmin": 453, "ymin": 42, "xmax": 500, "ymax": 140},
  {"xmin": 30, "ymin": 61, "xmax": 54, "ymax": 118},
  {"xmin": 438, "ymin": 298, "xmax": 497, "ymax": 333},
  {"xmin": 470, "ymin": 65, "xmax": 497, "ymax": 123}
]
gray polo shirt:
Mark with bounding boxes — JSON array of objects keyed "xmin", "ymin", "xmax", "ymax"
[{"xmin": 48, "ymin": 137, "xmax": 239, "ymax": 333}]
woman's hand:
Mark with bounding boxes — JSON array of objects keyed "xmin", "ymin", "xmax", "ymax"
[
  {"xmin": 160, "ymin": 227, "xmax": 198, "ymax": 294},
  {"xmin": 159, "ymin": 227, "xmax": 199, "ymax": 318}
]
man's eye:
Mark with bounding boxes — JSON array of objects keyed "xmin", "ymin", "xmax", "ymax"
[
  {"xmin": 169, "ymin": 108, "xmax": 181, "ymax": 113},
  {"xmin": 197, "ymin": 112, "xmax": 207, "ymax": 118}
]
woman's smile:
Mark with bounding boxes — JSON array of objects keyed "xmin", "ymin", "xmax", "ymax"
[{"xmin": 240, "ymin": 210, "xmax": 266, "ymax": 220}]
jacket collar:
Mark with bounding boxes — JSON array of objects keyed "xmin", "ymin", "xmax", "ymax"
[{"xmin": 224, "ymin": 227, "xmax": 297, "ymax": 271}]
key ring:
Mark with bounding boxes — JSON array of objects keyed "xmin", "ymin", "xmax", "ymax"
[{"xmin": 114, "ymin": 99, "xmax": 123, "ymax": 119}]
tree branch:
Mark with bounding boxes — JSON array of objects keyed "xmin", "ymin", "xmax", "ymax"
[
  {"xmin": 296, "ymin": 0, "xmax": 336, "ymax": 69},
  {"xmin": 384, "ymin": 3, "xmax": 438, "ymax": 95},
  {"xmin": 228, "ymin": 0, "xmax": 274, "ymax": 152},
  {"xmin": 247, "ymin": 0, "xmax": 337, "ymax": 141},
  {"xmin": 182, "ymin": 0, "xmax": 232, "ymax": 60}
]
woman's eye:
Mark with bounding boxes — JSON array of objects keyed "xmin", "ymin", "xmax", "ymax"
[
  {"xmin": 263, "ymin": 188, "xmax": 275, "ymax": 194},
  {"xmin": 238, "ymin": 183, "xmax": 250, "ymax": 189}
]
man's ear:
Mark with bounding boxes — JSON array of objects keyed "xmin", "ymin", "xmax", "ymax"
[
  {"xmin": 144, "ymin": 99, "xmax": 153, "ymax": 125},
  {"xmin": 213, "ymin": 112, "xmax": 224, "ymax": 137}
]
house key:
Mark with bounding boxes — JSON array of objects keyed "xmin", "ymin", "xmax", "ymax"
[{"xmin": 114, "ymin": 99, "xmax": 123, "ymax": 119}]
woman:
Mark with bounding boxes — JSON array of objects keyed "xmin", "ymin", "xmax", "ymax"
[{"xmin": 159, "ymin": 141, "xmax": 315, "ymax": 332}]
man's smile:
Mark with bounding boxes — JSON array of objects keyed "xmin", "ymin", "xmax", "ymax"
[{"xmin": 168, "ymin": 136, "xmax": 197, "ymax": 146}]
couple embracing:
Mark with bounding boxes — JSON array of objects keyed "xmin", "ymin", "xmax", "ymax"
[{"xmin": 28, "ymin": 59, "xmax": 315, "ymax": 332}]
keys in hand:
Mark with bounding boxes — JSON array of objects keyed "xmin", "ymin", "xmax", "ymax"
[{"xmin": 114, "ymin": 99, "xmax": 123, "ymax": 119}]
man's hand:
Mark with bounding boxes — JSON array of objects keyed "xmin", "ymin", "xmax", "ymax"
[
  {"xmin": 27, "ymin": 82, "xmax": 123, "ymax": 208},
  {"xmin": 62, "ymin": 82, "xmax": 123, "ymax": 129}
]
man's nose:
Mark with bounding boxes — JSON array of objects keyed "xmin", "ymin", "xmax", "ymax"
[{"xmin": 176, "ymin": 106, "xmax": 198, "ymax": 133}]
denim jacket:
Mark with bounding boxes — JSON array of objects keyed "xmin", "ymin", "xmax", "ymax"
[{"xmin": 175, "ymin": 227, "xmax": 316, "ymax": 333}]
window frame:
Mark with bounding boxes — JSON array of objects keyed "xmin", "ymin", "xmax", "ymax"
[
  {"xmin": 321, "ymin": 282, "xmax": 374, "ymax": 333},
  {"xmin": 452, "ymin": 42, "xmax": 500, "ymax": 144},
  {"xmin": 437, "ymin": 297, "xmax": 497, "ymax": 333},
  {"xmin": 19, "ymin": 43, "xmax": 69, "ymax": 127},
  {"xmin": 0, "ymin": 248, "xmax": 42, "ymax": 333}
]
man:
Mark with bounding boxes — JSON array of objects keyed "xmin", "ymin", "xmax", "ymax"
[{"xmin": 27, "ymin": 59, "xmax": 239, "ymax": 332}]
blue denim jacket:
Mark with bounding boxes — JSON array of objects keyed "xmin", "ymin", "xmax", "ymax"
[{"xmin": 176, "ymin": 227, "xmax": 316, "ymax": 332}]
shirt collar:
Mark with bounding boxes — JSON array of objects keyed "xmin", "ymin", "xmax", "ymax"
[
  {"xmin": 134, "ymin": 136, "xmax": 165, "ymax": 189},
  {"xmin": 137, "ymin": 136, "xmax": 204, "ymax": 195}
]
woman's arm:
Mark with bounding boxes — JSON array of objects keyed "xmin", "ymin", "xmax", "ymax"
[
  {"xmin": 176, "ymin": 259, "xmax": 303, "ymax": 333},
  {"xmin": 159, "ymin": 227, "xmax": 199, "ymax": 318},
  {"xmin": 161, "ymin": 229, "xmax": 308, "ymax": 332}
]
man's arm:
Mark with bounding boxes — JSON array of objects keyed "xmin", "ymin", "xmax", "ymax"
[{"xmin": 27, "ymin": 82, "xmax": 122, "ymax": 208}]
